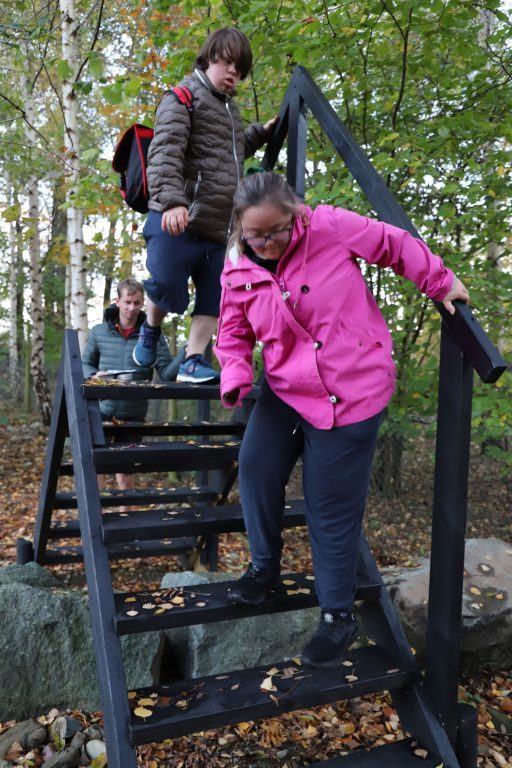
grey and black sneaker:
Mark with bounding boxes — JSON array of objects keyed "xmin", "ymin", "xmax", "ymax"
[
  {"xmin": 227, "ymin": 563, "xmax": 281, "ymax": 605},
  {"xmin": 177, "ymin": 354, "xmax": 220, "ymax": 384},
  {"xmin": 301, "ymin": 609, "xmax": 359, "ymax": 668},
  {"xmin": 132, "ymin": 322, "xmax": 161, "ymax": 368}
]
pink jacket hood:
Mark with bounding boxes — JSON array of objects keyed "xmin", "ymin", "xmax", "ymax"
[{"xmin": 215, "ymin": 205, "xmax": 454, "ymax": 429}]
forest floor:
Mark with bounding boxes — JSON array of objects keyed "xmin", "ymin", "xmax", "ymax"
[{"xmin": 0, "ymin": 412, "xmax": 510, "ymax": 767}]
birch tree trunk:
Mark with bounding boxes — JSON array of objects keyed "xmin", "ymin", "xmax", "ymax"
[
  {"xmin": 60, "ymin": 0, "xmax": 88, "ymax": 348},
  {"xmin": 6, "ymin": 171, "xmax": 22, "ymax": 402},
  {"xmin": 20, "ymin": 61, "xmax": 52, "ymax": 425}
]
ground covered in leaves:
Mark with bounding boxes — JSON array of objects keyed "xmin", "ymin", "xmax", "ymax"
[{"xmin": 0, "ymin": 413, "xmax": 510, "ymax": 766}]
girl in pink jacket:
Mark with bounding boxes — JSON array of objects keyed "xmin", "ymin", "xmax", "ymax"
[{"xmin": 215, "ymin": 171, "xmax": 469, "ymax": 668}]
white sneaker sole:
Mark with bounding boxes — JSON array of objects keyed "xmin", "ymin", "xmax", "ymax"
[{"xmin": 176, "ymin": 372, "xmax": 219, "ymax": 384}]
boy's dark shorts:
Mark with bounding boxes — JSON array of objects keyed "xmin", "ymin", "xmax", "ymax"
[{"xmin": 143, "ymin": 210, "xmax": 225, "ymax": 316}]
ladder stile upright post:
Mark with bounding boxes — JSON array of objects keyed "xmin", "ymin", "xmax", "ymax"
[
  {"xmin": 425, "ymin": 325, "xmax": 474, "ymax": 747},
  {"xmin": 33, "ymin": 361, "xmax": 67, "ymax": 564},
  {"xmin": 63, "ymin": 330, "xmax": 137, "ymax": 768},
  {"xmin": 286, "ymin": 85, "xmax": 308, "ymax": 201}
]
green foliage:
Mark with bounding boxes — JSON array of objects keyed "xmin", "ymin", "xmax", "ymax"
[{"xmin": 0, "ymin": 0, "xmax": 509, "ymax": 481}]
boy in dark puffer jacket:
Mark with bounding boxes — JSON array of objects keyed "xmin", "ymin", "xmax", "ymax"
[
  {"xmin": 133, "ymin": 27, "xmax": 277, "ymax": 383},
  {"xmin": 82, "ymin": 278, "xmax": 182, "ymax": 494}
]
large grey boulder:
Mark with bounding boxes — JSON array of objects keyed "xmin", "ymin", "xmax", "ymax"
[
  {"xmin": 386, "ymin": 537, "xmax": 512, "ymax": 671},
  {"xmin": 0, "ymin": 564, "xmax": 163, "ymax": 721},
  {"xmin": 161, "ymin": 571, "xmax": 320, "ymax": 678}
]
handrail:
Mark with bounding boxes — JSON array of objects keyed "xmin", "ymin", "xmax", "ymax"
[{"xmin": 262, "ymin": 65, "xmax": 508, "ymax": 384}]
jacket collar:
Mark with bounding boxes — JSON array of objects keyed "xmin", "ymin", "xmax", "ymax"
[
  {"xmin": 104, "ymin": 304, "xmax": 146, "ymax": 331},
  {"xmin": 193, "ymin": 68, "xmax": 234, "ymax": 102}
]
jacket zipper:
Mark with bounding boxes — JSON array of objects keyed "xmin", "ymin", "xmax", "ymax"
[
  {"xmin": 225, "ymin": 101, "xmax": 241, "ymax": 180},
  {"xmin": 188, "ymin": 171, "xmax": 202, "ymax": 215}
]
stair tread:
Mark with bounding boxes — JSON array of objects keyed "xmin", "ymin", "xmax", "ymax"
[
  {"xmin": 103, "ymin": 420, "xmax": 246, "ymax": 437},
  {"xmin": 128, "ymin": 646, "xmax": 411, "ymax": 744},
  {"xmin": 53, "ymin": 486, "xmax": 221, "ymax": 509},
  {"xmin": 43, "ymin": 538, "xmax": 197, "ymax": 564},
  {"xmin": 102, "ymin": 498, "xmax": 306, "ymax": 543},
  {"xmin": 83, "ymin": 382, "xmax": 260, "ymax": 401},
  {"xmin": 92, "ymin": 440, "xmax": 240, "ymax": 472},
  {"xmin": 114, "ymin": 570, "xmax": 381, "ymax": 635},
  {"xmin": 306, "ymin": 738, "xmax": 442, "ymax": 767}
]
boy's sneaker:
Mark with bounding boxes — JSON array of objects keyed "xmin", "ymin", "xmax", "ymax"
[
  {"xmin": 132, "ymin": 322, "xmax": 161, "ymax": 368},
  {"xmin": 177, "ymin": 354, "xmax": 220, "ymax": 384},
  {"xmin": 227, "ymin": 563, "xmax": 281, "ymax": 605},
  {"xmin": 301, "ymin": 610, "xmax": 359, "ymax": 668}
]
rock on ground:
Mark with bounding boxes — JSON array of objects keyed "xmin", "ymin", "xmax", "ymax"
[
  {"xmin": 161, "ymin": 570, "xmax": 320, "ymax": 678},
  {"xmin": 386, "ymin": 537, "xmax": 512, "ymax": 671},
  {"xmin": 0, "ymin": 564, "xmax": 163, "ymax": 721}
]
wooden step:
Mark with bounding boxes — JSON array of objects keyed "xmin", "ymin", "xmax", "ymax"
[
  {"xmin": 82, "ymin": 382, "xmax": 259, "ymax": 402},
  {"xmin": 103, "ymin": 420, "xmax": 246, "ymax": 438},
  {"xmin": 52, "ymin": 486, "xmax": 221, "ymax": 509},
  {"xmin": 92, "ymin": 440, "xmax": 240, "ymax": 473},
  {"xmin": 43, "ymin": 538, "xmax": 197, "ymax": 565},
  {"xmin": 128, "ymin": 646, "xmax": 411, "ymax": 744},
  {"xmin": 114, "ymin": 571, "xmax": 381, "ymax": 635},
  {"xmin": 307, "ymin": 738, "xmax": 443, "ymax": 767},
  {"xmin": 102, "ymin": 498, "xmax": 306, "ymax": 544}
]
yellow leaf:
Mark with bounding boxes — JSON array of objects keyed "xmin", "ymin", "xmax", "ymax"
[
  {"xmin": 469, "ymin": 587, "xmax": 481, "ymax": 596},
  {"xmin": 137, "ymin": 698, "xmax": 154, "ymax": 707},
  {"xmin": 127, "ymin": 691, "xmax": 137, "ymax": 699},
  {"xmin": 260, "ymin": 676, "xmax": 276, "ymax": 692},
  {"xmin": 282, "ymin": 579, "xmax": 296, "ymax": 586},
  {"xmin": 125, "ymin": 597, "xmax": 137, "ymax": 603},
  {"xmin": 134, "ymin": 707, "xmax": 153, "ymax": 719},
  {"xmin": 172, "ymin": 596, "xmax": 185, "ymax": 605}
]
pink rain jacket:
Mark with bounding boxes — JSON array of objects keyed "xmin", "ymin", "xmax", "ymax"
[{"xmin": 215, "ymin": 205, "xmax": 454, "ymax": 429}]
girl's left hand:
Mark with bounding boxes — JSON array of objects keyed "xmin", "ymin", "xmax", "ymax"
[{"xmin": 442, "ymin": 277, "xmax": 470, "ymax": 315}]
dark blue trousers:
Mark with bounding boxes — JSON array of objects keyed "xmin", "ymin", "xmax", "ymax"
[{"xmin": 238, "ymin": 384, "xmax": 382, "ymax": 611}]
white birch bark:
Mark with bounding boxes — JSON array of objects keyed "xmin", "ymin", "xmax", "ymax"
[
  {"xmin": 20, "ymin": 58, "xmax": 52, "ymax": 424},
  {"xmin": 6, "ymin": 171, "xmax": 21, "ymax": 401},
  {"xmin": 60, "ymin": 0, "xmax": 88, "ymax": 348}
]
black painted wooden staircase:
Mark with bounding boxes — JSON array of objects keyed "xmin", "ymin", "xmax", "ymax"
[
  {"xmin": 21, "ymin": 328, "xmax": 463, "ymax": 768},
  {"xmin": 22, "ymin": 65, "xmax": 508, "ymax": 768}
]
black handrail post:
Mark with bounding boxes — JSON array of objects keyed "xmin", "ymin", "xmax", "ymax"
[
  {"xmin": 425, "ymin": 323, "xmax": 474, "ymax": 747},
  {"xmin": 286, "ymin": 85, "xmax": 308, "ymax": 200}
]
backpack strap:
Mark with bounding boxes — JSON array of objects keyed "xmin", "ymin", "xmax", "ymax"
[{"xmin": 169, "ymin": 85, "xmax": 194, "ymax": 113}]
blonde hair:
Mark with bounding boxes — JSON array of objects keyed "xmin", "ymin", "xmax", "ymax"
[
  {"xmin": 117, "ymin": 278, "xmax": 143, "ymax": 297},
  {"xmin": 230, "ymin": 172, "xmax": 301, "ymax": 252}
]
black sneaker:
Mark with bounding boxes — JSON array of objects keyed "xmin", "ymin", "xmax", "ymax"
[
  {"xmin": 301, "ymin": 610, "xmax": 359, "ymax": 668},
  {"xmin": 227, "ymin": 563, "xmax": 281, "ymax": 605}
]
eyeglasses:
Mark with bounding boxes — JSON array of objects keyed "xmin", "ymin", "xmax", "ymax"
[{"xmin": 242, "ymin": 223, "xmax": 293, "ymax": 249}]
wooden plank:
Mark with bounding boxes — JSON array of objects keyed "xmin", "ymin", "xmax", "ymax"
[
  {"xmin": 102, "ymin": 498, "xmax": 307, "ymax": 543},
  {"xmin": 52, "ymin": 486, "xmax": 221, "ymax": 509},
  {"xmin": 83, "ymin": 383, "xmax": 261, "ymax": 401},
  {"xmin": 92, "ymin": 441, "xmax": 240, "ymax": 473},
  {"xmin": 114, "ymin": 571, "xmax": 381, "ymax": 635},
  {"xmin": 43, "ymin": 538, "xmax": 197, "ymax": 565},
  {"xmin": 102, "ymin": 420, "xmax": 246, "ymax": 438},
  {"xmin": 128, "ymin": 646, "xmax": 411, "ymax": 744}
]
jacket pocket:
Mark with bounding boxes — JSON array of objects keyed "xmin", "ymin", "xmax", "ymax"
[{"xmin": 339, "ymin": 319, "xmax": 384, "ymax": 348}]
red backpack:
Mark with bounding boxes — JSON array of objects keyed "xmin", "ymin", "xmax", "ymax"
[{"xmin": 112, "ymin": 86, "xmax": 194, "ymax": 214}]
